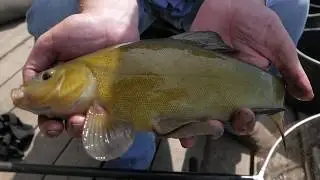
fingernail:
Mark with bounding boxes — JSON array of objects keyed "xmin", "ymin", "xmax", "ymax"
[
  {"xmin": 287, "ymin": 79, "xmax": 314, "ymax": 101},
  {"xmin": 46, "ymin": 130, "xmax": 60, "ymax": 137},
  {"xmin": 208, "ymin": 120, "xmax": 224, "ymax": 140},
  {"xmin": 67, "ymin": 116, "xmax": 85, "ymax": 136},
  {"xmin": 211, "ymin": 127, "xmax": 224, "ymax": 140}
]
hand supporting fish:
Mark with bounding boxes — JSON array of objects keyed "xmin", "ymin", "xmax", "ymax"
[{"xmin": 11, "ymin": 31, "xmax": 287, "ymax": 161}]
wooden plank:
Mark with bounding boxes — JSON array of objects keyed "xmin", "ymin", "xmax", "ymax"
[
  {"xmin": 0, "ymin": 21, "xmax": 40, "ymax": 179},
  {"xmin": 312, "ymin": 147, "xmax": 320, "ymax": 180},
  {"xmin": 200, "ymin": 134, "xmax": 251, "ymax": 175},
  {"xmin": 253, "ymin": 108, "xmax": 306, "ymax": 179},
  {"xmin": 0, "ymin": 120, "xmax": 71, "ymax": 180},
  {"xmin": 11, "ymin": 105, "xmax": 38, "ymax": 128},
  {"xmin": 9, "ymin": 108, "xmax": 40, "ymax": 180},
  {"xmin": 0, "ymin": 20, "xmax": 31, "ymax": 59},
  {"xmin": 253, "ymin": 130, "xmax": 306, "ymax": 180},
  {"xmin": 4, "ymin": 130, "xmax": 72, "ymax": 180},
  {"xmin": 0, "ymin": 38, "xmax": 33, "ymax": 86},
  {"xmin": 0, "ymin": 23, "xmax": 73, "ymax": 180},
  {"xmin": 2, "ymin": 128, "xmax": 46, "ymax": 180},
  {"xmin": 299, "ymin": 112, "xmax": 314, "ymax": 180},
  {"xmin": 253, "ymin": 106, "xmax": 297, "ymax": 175},
  {"xmin": 44, "ymin": 135, "xmax": 164, "ymax": 180},
  {"xmin": 0, "ymin": 107, "xmax": 37, "ymax": 179},
  {"xmin": 201, "ymin": 109, "xmax": 287, "ymax": 176},
  {"xmin": 0, "ymin": 38, "xmax": 34, "ymax": 114},
  {"xmin": 0, "ymin": 71, "xmax": 23, "ymax": 114},
  {"xmin": 298, "ymin": 112, "xmax": 320, "ymax": 180},
  {"xmin": 44, "ymin": 139, "xmax": 100, "ymax": 180},
  {"xmin": 151, "ymin": 136, "xmax": 206, "ymax": 172}
]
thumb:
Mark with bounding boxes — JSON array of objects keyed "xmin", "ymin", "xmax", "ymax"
[
  {"xmin": 248, "ymin": 10, "xmax": 314, "ymax": 101},
  {"xmin": 23, "ymin": 31, "xmax": 56, "ymax": 82},
  {"xmin": 230, "ymin": 108, "xmax": 256, "ymax": 136}
]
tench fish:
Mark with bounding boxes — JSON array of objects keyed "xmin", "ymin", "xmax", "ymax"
[{"xmin": 10, "ymin": 31, "xmax": 286, "ymax": 161}]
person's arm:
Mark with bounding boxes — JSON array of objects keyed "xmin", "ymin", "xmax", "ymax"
[
  {"xmin": 79, "ymin": 0, "xmax": 136, "ymax": 13},
  {"xmin": 79, "ymin": 0, "xmax": 139, "ymax": 29},
  {"xmin": 77, "ymin": 0, "xmax": 140, "ymax": 47}
]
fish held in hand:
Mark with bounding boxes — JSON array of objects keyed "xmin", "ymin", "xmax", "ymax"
[{"xmin": 10, "ymin": 31, "xmax": 286, "ymax": 161}]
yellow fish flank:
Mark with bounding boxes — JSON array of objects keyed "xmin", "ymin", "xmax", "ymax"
[{"xmin": 10, "ymin": 32, "xmax": 285, "ymax": 161}]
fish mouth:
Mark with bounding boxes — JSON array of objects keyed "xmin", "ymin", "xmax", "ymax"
[
  {"xmin": 11, "ymin": 86, "xmax": 52, "ymax": 115},
  {"xmin": 11, "ymin": 87, "xmax": 25, "ymax": 107}
]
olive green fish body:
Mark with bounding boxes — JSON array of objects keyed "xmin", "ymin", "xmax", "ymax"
[
  {"xmin": 10, "ymin": 31, "xmax": 285, "ymax": 161},
  {"xmin": 107, "ymin": 39, "xmax": 284, "ymax": 133}
]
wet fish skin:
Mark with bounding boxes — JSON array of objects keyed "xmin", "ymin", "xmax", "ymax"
[{"xmin": 10, "ymin": 31, "xmax": 285, "ymax": 161}]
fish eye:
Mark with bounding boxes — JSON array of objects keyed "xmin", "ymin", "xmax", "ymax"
[{"xmin": 41, "ymin": 71, "xmax": 53, "ymax": 81}]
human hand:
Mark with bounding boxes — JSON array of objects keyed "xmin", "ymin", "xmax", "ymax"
[
  {"xmin": 22, "ymin": 0, "xmax": 140, "ymax": 138},
  {"xmin": 179, "ymin": 0, "xmax": 314, "ymax": 148},
  {"xmin": 178, "ymin": 108, "xmax": 256, "ymax": 148}
]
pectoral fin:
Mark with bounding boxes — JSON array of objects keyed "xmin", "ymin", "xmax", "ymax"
[
  {"xmin": 152, "ymin": 116, "xmax": 201, "ymax": 135},
  {"xmin": 82, "ymin": 103, "xmax": 135, "ymax": 161},
  {"xmin": 152, "ymin": 115, "xmax": 224, "ymax": 139},
  {"xmin": 251, "ymin": 107, "xmax": 286, "ymax": 115},
  {"xmin": 159, "ymin": 121, "xmax": 224, "ymax": 140}
]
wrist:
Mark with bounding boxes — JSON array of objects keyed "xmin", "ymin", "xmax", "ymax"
[
  {"xmin": 79, "ymin": 0, "xmax": 138, "ymax": 23},
  {"xmin": 79, "ymin": 0, "xmax": 134, "ymax": 13},
  {"xmin": 190, "ymin": 0, "xmax": 231, "ymax": 42},
  {"xmin": 79, "ymin": 0, "xmax": 140, "ymax": 43}
]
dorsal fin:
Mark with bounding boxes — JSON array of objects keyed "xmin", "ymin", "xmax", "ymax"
[{"xmin": 170, "ymin": 31, "xmax": 237, "ymax": 54}]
